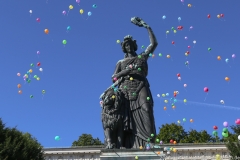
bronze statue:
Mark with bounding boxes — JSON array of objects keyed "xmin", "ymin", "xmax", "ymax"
[{"xmin": 100, "ymin": 17, "xmax": 158, "ymax": 149}]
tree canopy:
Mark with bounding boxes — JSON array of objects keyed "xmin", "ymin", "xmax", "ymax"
[
  {"xmin": 225, "ymin": 125, "xmax": 240, "ymax": 159},
  {"xmin": 0, "ymin": 118, "xmax": 44, "ymax": 160},
  {"xmin": 72, "ymin": 134, "xmax": 103, "ymax": 146}
]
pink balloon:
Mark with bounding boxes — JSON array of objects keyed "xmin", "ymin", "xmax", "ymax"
[
  {"xmin": 187, "ymin": 46, "xmax": 191, "ymax": 48},
  {"xmin": 235, "ymin": 119, "xmax": 240, "ymax": 125},
  {"xmin": 62, "ymin": 10, "xmax": 66, "ymax": 15},
  {"xmin": 183, "ymin": 84, "xmax": 187, "ymax": 87},
  {"xmin": 204, "ymin": 87, "xmax": 209, "ymax": 92},
  {"xmin": 36, "ymin": 18, "xmax": 40, "ymax": 22},
  {"xmin": 17, "ymin": 73, "xmax": 21, "ymax": 76},
  {"xmin": 76, "ymin": 0, "xmax": 80, "ymax": 3}
]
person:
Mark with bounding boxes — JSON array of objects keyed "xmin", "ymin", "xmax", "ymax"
[{"xmin": 111, "ymin": 17, "xmax": 158, "ymax": 148}]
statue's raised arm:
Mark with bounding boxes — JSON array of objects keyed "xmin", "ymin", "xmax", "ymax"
[{"xmin": 131, "ymin": 17, "xmax": 158, "ymax": 57}]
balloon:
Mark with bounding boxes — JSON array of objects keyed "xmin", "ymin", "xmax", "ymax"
[
  {"xmin": 171, "ymin": 41, "xmax": 175, "ymax": 44},
  {"xmin": 207, "ymin": 14, "xmax": 211, "ymax": 18},
  {"xmin": 29, "ymin": 10, "xmax": 32, "ymax": 14},
  {"xmin": 163, "ymin": 107, "xmax": 167, "ymax": 110},
  {"xmin": 220, "ymin": 14, "xmax": 224, "ymax": 17},
  {"xmin": 166, "ymin": 30, "xmax": 169, "ymax": 34},
  {"xmin": 166, "ymin": 93, "xmax": 169, "ymax": 96},
  {"xmin": 185, "ymin": 61, "xmax": 189, "ymax": 65},
  {"xmin": 172, "ymin": 105, "xmax": 176, "ymax": 109},
  {"xmin": 162, "ymin": 15, "xmax": 166, "ymax": 20},
  {"xmin": 208, "ymin": 48, "xmax": 211, "ymax": 51},
  {"xmin": 69, "ymin": 5, "xmax": 73, "ymax": 10},
  {"xmin": 17, "ymin": 73, "xmax": 21, "ymax": 76},
  {"xmin": 80, "ymin": 9, "xmax": 84, "ymax": 14},
  {"xmin": 29, "ymin": 69, "xmax": 33, "ymax": 73},
  {"xmin": 223, "ymin": 128, "xmax": 228, "ymax": 133},
  {"xmin": 188, "ymin": 4, "xmax": 192, "ymax": 7},
  {"xmin": 62, "ymin": 10, "xmax": 66, "ymax": 15},
  {"xmin": 193, "ymin": 40, "xmax": 196, "ymax": 44},
  {"xmin": 37, "ymin": 62, "xmax": 41, "ymax": 67},
  {"xmin": 204, "ymin": 87, "xmax": 209, "ymax": 92},
  {"xmin": 173, "ymin": 30, "xmax": 177, "ymax": 33},
  {"xmin": 238, "ymin": 135, "xmax": 240, "ymax": 140},
  {"xmin": 222, "ymin": 132, "xmax": 228, "ymax": 138},
  {"xmin": 217, "ymin": 56, "xmax": 221, "ymax": 60},
  {"xmin": 178, "ymin": 17, "xmax": 181, "ymax": 21},
  {"xmin": 225, "ymin": 77, "xmax": 230, "ymax": 81},
  {"xmin": 88, "ymin": 12, "xmax": 92, "ymax": 16},
  {"xmin": 177, "ymin": 73, "xmax": 180, "ymax": 77},
  {"xmin": 178, "ymin": 77, "xmax": 181, "ymax": 80},
  {"xmin": 184, "ymin": 37, "xmax": 188, "ymax": 40},
  {"xmin": 213, "ymin": 126, "xmax": 218, "ymax": 130},
  {"xmin": 42, "ymin": 90, "xmax": 46, "ymax": 94},
  {"xmin": 164, "ymin": 100, "xmax": 168, "ymax": 103},
  {"xmin": 67, "ymin": 26, "xmax": 71, "ymax": 30},
  {"xmin": 17, "ymin": 84, "xmax": 21, "ymax": 88},
  {"xmin": 223, "ymin": 122, "xmax": 228, "ymax": 127},
  {"xmin": 157, "ymin": 94, "xmax": 160, "ymax": 97},
  {"xmin": 44, "ymin": 29, "xmax": 49, "ymax": 34},
  {"xmin": 189, "ymin": 26, "xmax": 193, "ymax": 30},
  {"xmin": 183, "ymin": 118, "xmax": 186, "ymax": 122},
  {"xmin": 162, "ymin": 94, "xmax": 165, "ymax": 97},
  {"xmin": 180, "ymin": 0, "xmax": 184, "ymax": 2},
  {"xmin": 36, "ymin": 18, "xmax": 40, "ymax": 22},
  {"xmin": 220, "ymin": 100, "xmax": 224, "ymax": 104},
  {"xmin": 39, "ymin": 68, "xmax": 43, "ymax": 72},
  {"xmin": 235, "ymin": 119, "xmax": 240, "ymax": 125},
  {"xmin": 34, "ymin": 75, "xmax": 38, "ymax": 79},
  {"xmin": 232, "ymin": 54, "xmax": 236, "ymax": 58},
  {"xmin": 190, "ymin": 119, "xmax": 193, "ymax": 123},
  {"xmin": 18, "ymin": 90, "xmax": 22, "ymax": 94},
  {"xmin": 116, "ymin": 40, "xmax": 120, "ymax": 43},
  {"xmin": 167, "ymin": 55, "xmax": 170, "ymax": 58},
  {"xmin": 36, "ymin": 77, "xmax": 40, "ymax": 81},
  {"xmin": 92, "ymin": 4, "xmax": 97, "ymax": 8},
  {"xmin": 188, "ymin": 45, "xmax": 191, "ymax": 48},
  {"xmin": 183, "ymin": 99, "xmax": 187, "ymax": 103},
  {"xmin": 225, "ymin": 58, "xmax": 229, "ymax": 63},
  {"xmin": 159, "ymin": 53, "xmax": 162, "ymax": 56},
  {"xmin": 62, "ymin": 40, "xmax": 67, "ymax": 45},
  {"xmin": 212, "ymin": 131, "xmax": 218, "ymax": 136},
  {"xmin": 217, "ymin": 15, "xmax": 220, "ymax": 18},
  {"xmin": 30, "ymin": 95, "xmax": 33, "ymax": 98},
  {"xmin": 55, "ymin": 136, "xmax": 60, "ymax": 141},
  {"xmin": 76, "ymin": 0, "xmax": 80, "ymax": 3}
]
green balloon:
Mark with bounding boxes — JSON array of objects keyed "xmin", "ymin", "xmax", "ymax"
[
  {"xmin": 42, "ymin": 90, "xmax": 46, "ymax": 94},
  {"xmin": 183, "ymin": 118, "xmax": 186, "ymax": 122},
  {"xmin": 222, "ymin": 132, "xmax": 228, "ymax": 138},
  {"xmin": 30, "ymin": 63, "xmax": 34, "ymax": 67},
  {"xmin": 30, "ymin": 95, "xmax": 33, "ymax": 98},
  {"xmin": 34, "ymin": 75, "xmax": 38, "ymax": 79},
  {"xmin": 212, "ymin": 130, "xmax": 218, "ymax": 136},
  {"xmin": 27, "ymin": 79, "xmax": 31, "ymax": 83},
  {"xmin": 62, "ymin": 40, "xmax": 67, "ymax": 45},
  {"xmin": 171, "ymin": 27, "xmax": 174, "ymax": 30},
  {"xmin": 159, "ymin": 53, "xmax": 162, "ymax": 57},
  {"xmin": 222, "ymin": 128, "xmax": 228, "ymax": 133},
  {"xmin": 151, "ymin": 134, "xmax": 154, "ymax": 137},
  {"xmin": 208, "ymin": 48, "xmax": 211, "ymax": 51},
  {"xmin": 156, "ymin": 139, "xmax": 159, "ymax": 142}
]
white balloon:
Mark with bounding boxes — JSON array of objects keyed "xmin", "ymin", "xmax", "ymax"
[
  {"xmin": 238, "ymin": 135, "xmax": 240, "ymax": 140},
  {"xmin": 193, "ymin": 40, "xmax": 196, "ymax": 44},
  {"xmin": 29, "ymin": 10, "xmax": 32, "ymax": 14},
  {"xmin": 39, "ymin": 68, "xmax": 43, "ymax": 72},
  {"xmin": 220, "ymin": 100, "xmax": 224, "ymax": 104},
  {"xmin": 157, "ymin": 94, "xmax": 160, "ymax": 97}
]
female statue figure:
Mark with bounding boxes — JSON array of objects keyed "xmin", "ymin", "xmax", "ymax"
[{"xmin": 111, "ymin": 17, "xmax": 158, "ymax": 148}]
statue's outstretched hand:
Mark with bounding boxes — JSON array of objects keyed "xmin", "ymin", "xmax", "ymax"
[{"xmin": 131, "ymin": 17, "xmax": 149, "ymax": 28}]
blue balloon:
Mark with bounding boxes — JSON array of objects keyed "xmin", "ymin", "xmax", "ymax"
[
  {"xmin": 225, "ymin": 58, "xmax": 229, "ymax": 63},
  {"xmin": 88, "ymin": 12, "xmax": 92, "ymax": 16},
  {"xmin": 67, "ymin": 26, "xmax": 71, "ymax": 30},
  {"xmin": 162, "ymin": 15, "xmax": 166, "ymax": 20},
  {"xmin": 166, "ymin": 93, "xmax": 169, "ymax": 96},
  {"xmin": 178, "ymin": 17, "xmax": 181, "ymax": 21},
  {"xmin": 92, "ymin": 4, "xmax": 97, "ymax": 8}
]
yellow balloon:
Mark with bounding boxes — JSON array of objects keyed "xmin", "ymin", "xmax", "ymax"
[
  {"xmin": 173, "ymin": 148, "xmax": 177, "ymax": 152},
  {"xmin": 69, "ymin": 5, "xmax": 73, "ymax": 10},
  {"xmin": 29, "ymin": 69, "xmax": 33, "ymax": 73},
  {"xmin": 80, "ymin": 9, "xmax": 84, "ymax": 14},
  {"xmin": 36, "ymin": 77, "xmax": 40, "ymax": 80},
  {"xmin": 162, "ymin": 94, "xmax": 165, "ymax": 97},
  {"xmin": 173, "ymin": 30, "xmax": 177, "ymax": 33},
  {"xmin": 116, "ymin": 40, "xmax": 120, "ymax": 43},
  {"xmin": 183, "ymin": 99, "xmax": 187, "ymax": 103},
  {"xmin": 164, "ymin": 100, "xmax": 168, "ymax": 103},
  {"xmin": 24, "ymin": 74, "xmax": 28, "ymax": 78}
]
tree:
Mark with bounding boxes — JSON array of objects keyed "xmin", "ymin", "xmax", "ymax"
[
  {"xmin": 0, "ymin": 118, "xmax": 44, "ymax": 160},
  {"xmin": 72, "ymin": 134, "xmax": 103, "ymax": 146},
  {"xmin": 156, "ymin": 123, "xmax": 188, "ymax": 143},
  {"xmin": 183, "ymin": 129, "xmax": 213, "ymax": 143},
  {"xmin": 225, "ymin": 125, "xmax": 240, "ymax": 159}
]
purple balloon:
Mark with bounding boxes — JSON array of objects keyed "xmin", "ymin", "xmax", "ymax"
[
  {"xmin": 62, "ymin": 10, "xmax": 66, "ymax": 15},
  {"xmin": 160, "ymin": 141, "xmax": 163, "ymax": 144},
  {"xmin": 189, "ymin": 26, "xmax": 193, "ymax": 29},
  {"xmin": 36, "ymin": 18, "xmax": 40, "ymax": 22},
  {"xmin": 37, "ymin": 51, "xmax": 40, "ymax": 54},
  {"xmin": 223, "ymin": 121, "xmax": 228, "ymax": 127},
  {"xmin": 146, "ymin": 146, "xmax": 150, "ymax": 150},
  {"xmin": 76, "ymin": 0, "xmax": 80, "ymax": 3},
  {"xmin": 181, "ymin": 0, "xmax": 184, "ymax": 2},
  {"xmin": 232, "ymin": 54, "xmax": 236, "ymax": 58}
]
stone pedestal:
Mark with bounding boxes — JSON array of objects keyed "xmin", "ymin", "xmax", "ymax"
[{"xmin": 100, "ymin": 148, "xmax": 166, "ymax": 160}]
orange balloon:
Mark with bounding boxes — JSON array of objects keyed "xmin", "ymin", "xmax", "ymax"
[
  {"xmin": 172, "ymin": 106, "xmax": 176, "ymax": 109},
  {"xmin": 17, "ymin": 84, "xmax": 21, "ymax": 88},
  {"xmin": 225, "ymin": 77, "xmax": 230, "ymax": 81},
  {"xmin": 190, "ymin": 119, "xmax": 193, "ymax": 123},
  {"xmin": 44, "ymin": 29, "xmax": 49, "ymax": 34},
  {"xmin": 217, "ymin": 56, "xmax": 221, "ymax": 60},
  {"xmin": 173, "ymin": 141, "xmax": 177, "ymax": 144},
  {"xmin": 164, "ymin": 106, "xmax": 167, "ymax": 110},
  {"xmin": 157, "ymin": 152, "xmax": 160, "ymax": 155},
  {"xmin": 18, "ymin": 90, "xmax": 22, "ymax": 94}
]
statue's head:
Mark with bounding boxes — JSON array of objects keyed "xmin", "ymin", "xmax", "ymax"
[{"xmin": 121, "ymin": 35, "xmax": 138, "ymax": 54}]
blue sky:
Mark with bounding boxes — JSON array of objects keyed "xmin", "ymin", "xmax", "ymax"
[{"xmin": 0, "ymin": 0, "xmax": 239, "ymax": 147}]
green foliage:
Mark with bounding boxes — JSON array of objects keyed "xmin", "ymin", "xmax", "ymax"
[
  {"xmin": 0, "ymin": 118, "xmax": 44, "ymax": 160},
  {"xmin": 72, "ymin": 134, "xmax": 103, "ymax": 146},
  {"xmin": 184, "ymin": 129, "xmax": 214, "ymax": 143}
]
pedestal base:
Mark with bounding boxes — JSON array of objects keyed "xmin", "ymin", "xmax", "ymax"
[{"xmin": 100, "ymin": 148, "xmax": 166, "ymax": 160}]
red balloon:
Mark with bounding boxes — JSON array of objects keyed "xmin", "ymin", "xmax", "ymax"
[
  {"xmin": 204, "ymin": 87, "xmax": 209, "ymax": 92},
  {"xmin": 174, "ymin": 93, "xmax": 177, "ymax": 97},
  {"xmin": 186, "ymin": 51, "xmax": 190, "ymax": 54},
  {"xmin": 170, "ymin": 139, "xmax": 173, "ymax": 143},
  {"xmin": 213, "ymin": 126, "xmax": 218, "ymax": 130},
  {"xmin": 207, "ymin": 14, "xmax": 211, "ymax": 18},
  {"xmin": 37, "ymin": 62, "xmax": 41, "ymax": 66},
  {"xmin": 177, "ymin": 73, "xmax": 180, "ymax": 77},
  {"xmin": 220, "ymin": 14, "xmax": 224, "ymax": 17},
  {"xmin": 177, "ymin": 26, "xmax": 183, "ymax": 30},
  {"xmin": 172, "ymin": 41, "xmax": 175, "ymax": 44},
  {"xmin": 187, "ymin": 46, "xmax": 191, "ymax": 48}
]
